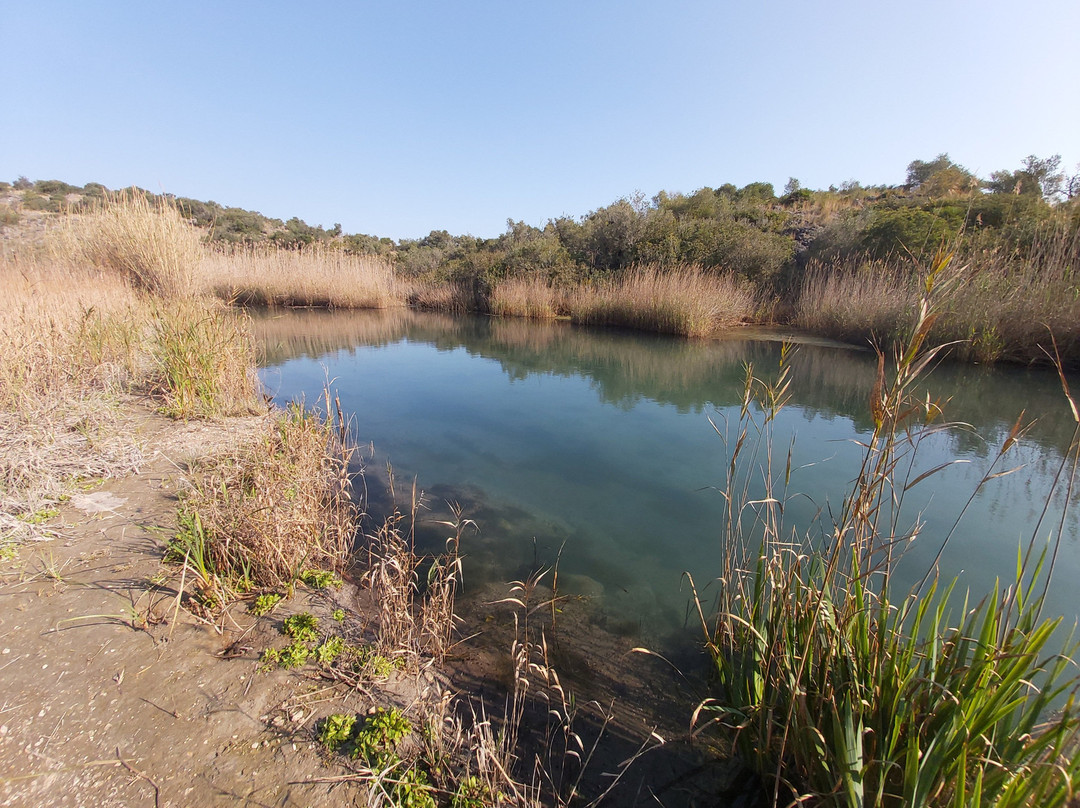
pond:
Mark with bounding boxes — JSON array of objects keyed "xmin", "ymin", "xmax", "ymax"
[{"xmin": 254, "ymin": 309, "xmax": 1080, "ymax": 665}]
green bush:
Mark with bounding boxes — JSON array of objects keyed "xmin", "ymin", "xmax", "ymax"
[{"xmin": 862, "ymin": 206, "xmax": 961, "ymax": 259}]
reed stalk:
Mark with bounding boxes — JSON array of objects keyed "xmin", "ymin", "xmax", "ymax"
[{"xmin": 701, "ymin": 249, "xmax": 1080, "ymax": 806}]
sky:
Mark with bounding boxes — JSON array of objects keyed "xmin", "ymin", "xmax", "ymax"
[{"xmin": 2, "ymin": 1, "xmax": 1078, "ymax": 241}]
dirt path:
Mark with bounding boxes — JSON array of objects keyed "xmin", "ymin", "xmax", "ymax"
[{"xmin": 0, "ymin": 407, "xmax": 376, "ymax": 807}]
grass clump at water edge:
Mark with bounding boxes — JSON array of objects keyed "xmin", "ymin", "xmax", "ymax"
[
  {"xmin": 171, "ymin": 401, "xmax": 357, "ymax": 601},
  {"xmin": 698, "ymin": 249, "xmax": 1080, "ymax": 806}
]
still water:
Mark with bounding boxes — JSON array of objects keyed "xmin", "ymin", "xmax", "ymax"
[{"xmin": 255, "ymin": 309, "xmax": 1080, "ymax": 655}]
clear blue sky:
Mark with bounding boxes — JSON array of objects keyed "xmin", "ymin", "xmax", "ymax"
[{"xmin": 2, "ymin": 1, "xmax": 1077, "ymax": 241}]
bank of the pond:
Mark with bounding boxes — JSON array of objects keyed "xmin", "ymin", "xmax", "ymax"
[{"xmin": 0, "ymin": 403, "xmax": 382, "ymax": 806}]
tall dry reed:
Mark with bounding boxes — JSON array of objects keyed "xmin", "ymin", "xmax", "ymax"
[
  {"xmin": 361, "ymin": 481, "xmax": 468, "ymax": 665},
  {"xmin": 796, "ymin": 226, "xmax": 1080, "ymax": 363},
  {"xmin": 202, "ymin": 245, "xmax": 404, "ymax": 309},
  {"xmin": 62, "ymin": 190, "xmax": 204, "ymax": 299},
  {"xmin": 794, "ymin": 258, "xmax": 918, "ymax": 347},
  {"xmin": 491, "ymin": 275, "xmax": 563, "ymax": 319},
  {"xmin": 565, "ymin": 264, "xmax": 757, "ymax": 337}
]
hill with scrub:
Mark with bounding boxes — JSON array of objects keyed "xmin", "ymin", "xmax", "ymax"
[{"xmin": 3, "ymin": 152, "xmax": 1078, "ymax": 364}]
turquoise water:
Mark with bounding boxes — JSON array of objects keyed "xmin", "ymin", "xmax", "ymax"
[{"xmin": 255, "ymin": 309, "xmax": 1080, "ymax": 654}]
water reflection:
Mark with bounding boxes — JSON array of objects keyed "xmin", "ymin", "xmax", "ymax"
[{"xmin": 254, "ymin": 309, "xmax": 1080, "ymax": 653}]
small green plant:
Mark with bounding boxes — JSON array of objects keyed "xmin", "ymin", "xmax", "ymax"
[
  {"xmin": 352, "ymin": 707, "xmax": 412, "ymax": 765},
  {"xmin": 316, "ymin": 707, "xmax": 432, "ymax": 805},
  {"xmin": 452, "ymin": 775, "xmax": 492, "ymax": 808},
  {"xmin": 331, "ymin": 607, "xmax": 346, "ymax": 622},
  {"xmin": 317, "ymin": 713, "xmax": 357, "ymax": 751},
  {"xmin": 250, "ymin": 592, "xmax": 283, "ymax": 616},
  {"xmin": 345, "ymin": 644, "xmax": 402, "ymax": 679},
  {"xmin": 0, "ymin": 543, "xmax": 17, "ymax": 563},
  {"xmin": 315, "ymin": 636, "xmax": 345, "ymax": 666},
  {"xmin": 300, "ymin": 568, "xmax": 342, "ymax": 589},
  {"xmin": 259, "ymin": 638, "xmax": 310, "ymax": 671},
  {"xmin": 17, "ymin": 507, "xmax": 59, "ymax": 525},
  {"xmin": 392, "ymin": 767, "xmax": 436, "ymax": 808},
  {"xmin": 167, "ymin": 510, "xmax": 215, "ymax": 581},
  {"xmin": 282, "ymin": 612, "xmax": 319, "ymax": 643}
]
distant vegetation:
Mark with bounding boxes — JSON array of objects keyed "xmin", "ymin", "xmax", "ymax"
[{"xmin": 2, "ymin": 152, "xmax": 1078, "ymax": 362}]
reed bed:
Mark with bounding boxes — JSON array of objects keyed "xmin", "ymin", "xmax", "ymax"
[
  {"xmin": 203, "ymin": 246, "xmax": 404, "ymax": 309},
  {"xmin": 565, "ymin": 265, "xmax": 757, "ymax": 337},
  {"xmin": 796, "ymin": 226, "xmax": 1080, "ymax": 364},
  {"xmin": 701, "ymin": 251, "xmax": 1080, "ymax": 806},
  {"xmin": 61, "ymin": 190, "xmax": 204, "ymax": 299},
  {"xmin": 490, "ymin": 275, "xmax": 563, "ymax": 319},
  {"xmin": 794, "ymin": 259, "xmax": 918, "ymax": 347},
  {"xmin": 406, "ymin": 277, "xmax": 490, "ymax": 314}
]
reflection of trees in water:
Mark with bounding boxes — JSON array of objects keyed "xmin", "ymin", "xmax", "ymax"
[{"xmin": 254, "ymin": 308, "xmax": 1080, "ymax": 461}]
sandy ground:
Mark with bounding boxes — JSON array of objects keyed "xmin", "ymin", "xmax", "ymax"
[{"xmin": 0, "ymin": 407, "xmax": 404, "ymax": 807}]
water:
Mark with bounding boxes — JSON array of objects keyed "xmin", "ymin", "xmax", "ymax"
[{"xmin": 254, "ymin": 309, "xmax": 1080, "ymax": 656}]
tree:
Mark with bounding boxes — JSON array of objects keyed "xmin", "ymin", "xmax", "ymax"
[
  {"xmin": 905, "ymin": 154, "xmax": 975, "ymax": 196},
  {"xmin": 1021, "ymin": 154, "xmax": 1064, "ymax": 199},
  {"xmin": 906, "ymin": 154, "xmax": 955, "ymax": 187},
  {"xmin": 781, "ymin": 177, "xmax": 812, "ymax": 206},
  {"xmin": 986, "ymin": 154, "xmax": 1064, "ymax": 200}
]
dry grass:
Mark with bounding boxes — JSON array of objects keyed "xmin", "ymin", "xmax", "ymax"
[
  {"xmin": 794, "ymin": 258, "xmax": 917, "ymax": 347},
  {"xmin": 176, "ymin": 404, "xmax": 357, "ymax": 591},
  {"xmin": 796, "ymin": 226, "xmax": 1080, "ymax": 363},
  {"xmin": 0, "ymin": 201, "xmax": 260, "ymax": 545},
  {"xmin": 491, "ymin": 275, "xmax": 563, "ymax": 319},
  {"xmin": 202, "ymin": 246, "xmax": 404, "ymax": 309},
  {"xmin": 60, "ymin": 190, "xmax": 204, "ymax": 298},
  {"xmin": 0, "ymin": 247, "xmax": 150, "ymax": 542},
  {"xmin": 565, "ymin": 264, "xmax": 758, "ymax": 337}
]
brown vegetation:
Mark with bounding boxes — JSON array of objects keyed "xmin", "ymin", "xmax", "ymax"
[
  {"xmin": 202, "ymin": 245, "xmax": 404, "ymax": 308},
  {"xmin": 796, "ymin": 227, "xmax": 1080, "ymax": 363},
  {"xmin": 566, "ymin": 265, "xmax": 758, "ymax": 337}
]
